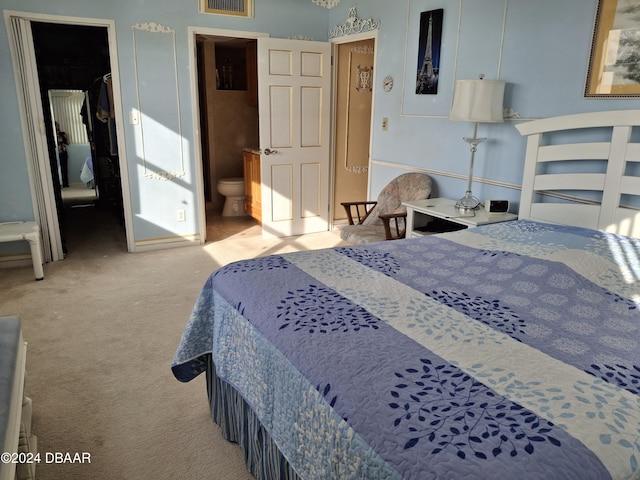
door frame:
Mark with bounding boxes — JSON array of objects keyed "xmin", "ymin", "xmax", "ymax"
[
  {"xmin": 329, "ymin": 30, "xmax": 378, "ymax": 227},
  {"xmin": 4, "ymin": 10, "xmax": 134, "ymax": 260},
  {"xmin": 187, "ymin": 26, "xmax": 269, "ymax": 241}
]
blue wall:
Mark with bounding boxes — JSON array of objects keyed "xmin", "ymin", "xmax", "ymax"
[
  {"xmin": 0, "ymin": 0, "xmax": 327, "ymax": 254},
  {"xmin": 2, "ymin": 0, "xmax": 639, "ymax": 258}
]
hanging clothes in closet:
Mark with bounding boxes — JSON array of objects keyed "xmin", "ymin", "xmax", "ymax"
[
  {"xmin": 81, "ymin": 73, "xmax": 123, "ymax": 221},
  {"xmin": 95, "ymin": 73, "xmax": 118, "ymax": 156}
]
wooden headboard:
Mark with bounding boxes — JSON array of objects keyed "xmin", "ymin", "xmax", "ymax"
[{"xmin": 516, "ymin": 110, "xmax": 640, "ymax": 238}]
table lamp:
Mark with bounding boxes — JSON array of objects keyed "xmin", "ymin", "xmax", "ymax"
[{"xmin": 449, "ymin": 75, "xmax": 505, "ymax": 211}]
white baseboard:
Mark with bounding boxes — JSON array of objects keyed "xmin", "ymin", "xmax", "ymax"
[
  {"xmin": 0, "ymin": 253, "xmax": 32, "ymax": 270},
  {"xmin": 134, "ymin": 234, "xmax": 202, "ymax": 252}
]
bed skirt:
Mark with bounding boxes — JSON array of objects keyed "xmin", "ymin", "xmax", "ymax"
[{"xmin": 205, "ymin": 355, "xmax": 301, "ymax": 480}]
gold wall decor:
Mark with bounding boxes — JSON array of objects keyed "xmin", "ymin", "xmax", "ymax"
[
  {"xmin": 356, "ymin": 65, "xmax": 373, "ymax": 92},
  {"xmin": 586, "ymin": 0, "xmax": 640, "ymax": 97}
]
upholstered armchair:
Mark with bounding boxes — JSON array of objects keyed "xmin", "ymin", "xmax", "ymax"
[{"xmin": 339, "ymin": 172, "xmax": 432, "ymax": 244}]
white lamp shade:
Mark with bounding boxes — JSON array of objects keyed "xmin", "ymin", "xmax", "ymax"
[{"xmin": 449, "ymin": 79, "xmax": 505, "ymax": 123}]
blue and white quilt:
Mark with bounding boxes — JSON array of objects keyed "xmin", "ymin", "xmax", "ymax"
[{"xmin": 172, "ymin": 220, "xmax": 640, "ymax": 480}]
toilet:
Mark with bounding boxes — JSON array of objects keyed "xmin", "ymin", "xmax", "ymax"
[{"xmin": 217, "ymin": 177, "xmax": 246, "ymax": 216}]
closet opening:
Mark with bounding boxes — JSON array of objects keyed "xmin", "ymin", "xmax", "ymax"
[{"xmin": 30, "ymin": 21, "xmax": 125, "ymax": 257}]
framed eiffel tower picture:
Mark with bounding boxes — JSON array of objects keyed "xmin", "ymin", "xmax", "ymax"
[{"xmin": 416, "ymin": 8, "xmax": 444, "ymax": 95}]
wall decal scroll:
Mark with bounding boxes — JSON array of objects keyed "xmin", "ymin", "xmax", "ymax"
[{"xmin": 329, "ymin": 6, "xmax": 380, "ymax": 39}]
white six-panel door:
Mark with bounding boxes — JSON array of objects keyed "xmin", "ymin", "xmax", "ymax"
[{"xmin": 257, "ymin": 37, "xmax": 331, "ymax": 238}]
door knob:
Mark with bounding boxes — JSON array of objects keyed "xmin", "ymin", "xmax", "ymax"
[{"xmin": 263, "ymin": 148, "xmax": 278, "ymax": 155}]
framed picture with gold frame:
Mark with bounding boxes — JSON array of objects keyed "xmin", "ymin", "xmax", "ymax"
[{"xmin": 585, "ymin": 0, "xmax": 640, "ymax": 97}]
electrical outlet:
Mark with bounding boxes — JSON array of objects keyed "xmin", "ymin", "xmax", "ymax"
[
  {"xmin": 382, "ymin": 117, "xmax": 388, "ymax": 131},
  {"xmin": 177, "ymin": 209, "xmax": 186, "ymax": 222}
]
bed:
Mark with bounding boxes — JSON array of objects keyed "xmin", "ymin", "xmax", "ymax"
[{"xmin": 172, "ymin": 110, "xmax": 640, "ymax": 479}]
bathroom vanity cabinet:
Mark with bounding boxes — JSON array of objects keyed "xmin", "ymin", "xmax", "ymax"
[{"xmin": 243, "ymin": 148, "xmax": 261, "ymax": 223}]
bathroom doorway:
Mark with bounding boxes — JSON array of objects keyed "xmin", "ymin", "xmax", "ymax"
[{"xmin": 195, "ymin": 34, "xmax": 260, "ymax": 225}]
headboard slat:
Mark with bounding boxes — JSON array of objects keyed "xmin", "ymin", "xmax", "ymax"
[
  {"xmin": 611, "ymin": 209, "xmax": 640, "ymax": 237},
  {"xmin": 599, "ymin": 124, "xmax": 631, "ymax": 232},
  {"xmin": 533, "ymin": 173, "xmax": 605, "ymax": 192},
  {"xmin": 620, "ymin": 176, "xmax": 640, "ymax": 195},
  {"xmin": 530, "ymin": 204, "xmax": 600, "ymax": 230},
  {"xmin": 538, "ymin": 143, "xmax": 610, "ymax": 162},
  {"xmin": 516, "ymin": 110, "xmax": 640, "ymax": 135},
  {"xmin": 626, "ymin": 143, "xmax": 640, "ymax": 161}
]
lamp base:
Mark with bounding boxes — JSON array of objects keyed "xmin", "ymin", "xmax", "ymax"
[{"xmin": 455, "ymin": 192, "xmax": 480, "ymax": 212}]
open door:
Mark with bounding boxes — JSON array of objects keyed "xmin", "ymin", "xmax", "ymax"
[
  {"xmin": 6, "ymin": 15, "xmax": 63, "ymax": 262},
  {"xmin": 257, "ymin": 37, "xmax": 331, "ymax": 238}
]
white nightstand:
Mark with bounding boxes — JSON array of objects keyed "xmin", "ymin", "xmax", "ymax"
[{"xmin": 403, "ymin": 198, "xmax": 518, "ymax": 238}]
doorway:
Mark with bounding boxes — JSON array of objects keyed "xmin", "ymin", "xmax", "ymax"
[
  {"xmin": 29, "ymin": 21, "xmax": 126, "ymax": 257},
  {"xmin": 6, "ymin": 12, "xmax": 132, "ymax": 262},
  {"xmin": 195, "ymin": 34, "xmax": 260, "ymax": 232},
  {"xmin": 332, "ymin": 38, "xmax": 375, "ymax": 222}
]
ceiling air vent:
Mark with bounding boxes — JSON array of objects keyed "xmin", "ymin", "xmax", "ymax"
[{"xmin": 200, "ymin": 0, "xmax": 253, "ymax": 17}]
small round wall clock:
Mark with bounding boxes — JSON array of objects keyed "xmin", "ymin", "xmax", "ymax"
[{"xmin": 382, "ymin": 75, "xmax": 393, "ymax": 92}]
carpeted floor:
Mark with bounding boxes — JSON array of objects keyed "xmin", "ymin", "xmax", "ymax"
[{"xmin": 0, "ymin": 185, "xmax": 346, "ymax": 480}]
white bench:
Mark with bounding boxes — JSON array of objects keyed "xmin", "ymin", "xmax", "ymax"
[
  {"xmin": 0, "ymin": 222, "xmax": 44, "ymax": 280},
  {"xmin": 0, "ymin": 317, "xmax": 36, "ymax": 480}
]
